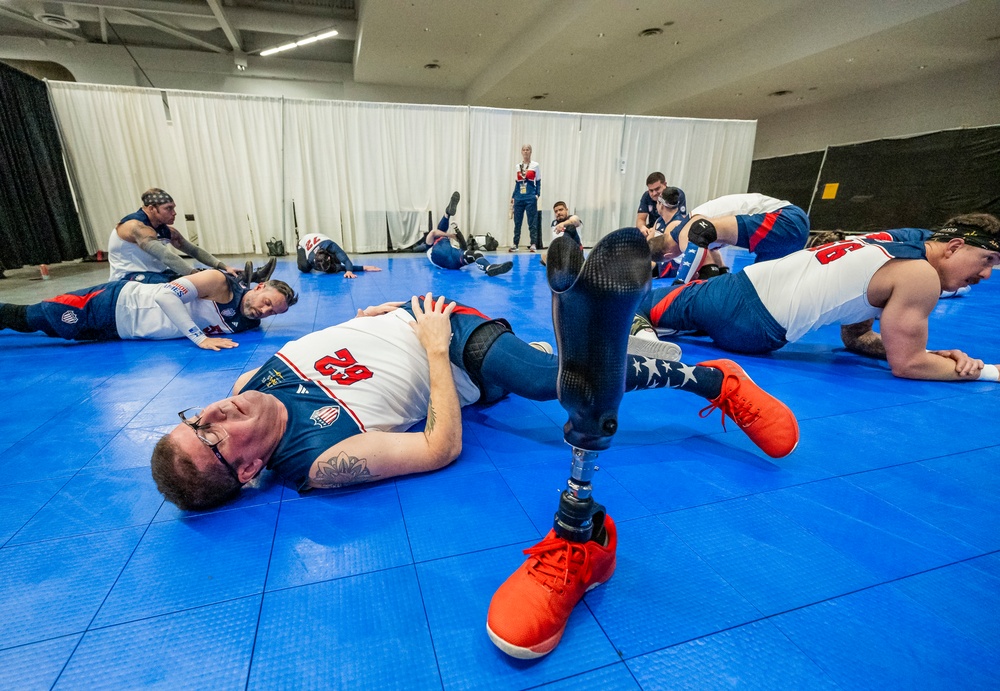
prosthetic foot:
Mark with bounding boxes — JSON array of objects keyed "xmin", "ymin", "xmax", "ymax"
[{"xmin": 486, "ymin": 229, "xmax": 651, "ymax": 660}]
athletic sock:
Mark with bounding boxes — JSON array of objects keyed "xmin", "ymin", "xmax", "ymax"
[
  {"xmin": 0, "ymin": 303, "xmax": 33, "ymax": 333},
  {"xmin": 625, "ymin": 356, "xmax": 723, "ymax": 399}
]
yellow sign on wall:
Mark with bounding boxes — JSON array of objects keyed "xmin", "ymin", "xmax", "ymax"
[{"xmin": 821, "ymin": 183, "xmax": 839, "ymax": 200}]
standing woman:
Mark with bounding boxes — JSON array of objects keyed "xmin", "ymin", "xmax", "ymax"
[{"xmin": 509, "ymin": 144, "xmax": 541, "ymax": 252}]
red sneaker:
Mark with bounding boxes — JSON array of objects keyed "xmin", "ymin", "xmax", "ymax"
[
  {"xmin": 698, "ymin": 359, "xmax": 799, "ymax": 458},
  {"xmin": 487, "ymin": 514, "xmax": 617, "ymax": 659}
]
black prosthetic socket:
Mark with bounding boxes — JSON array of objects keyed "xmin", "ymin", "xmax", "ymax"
[
  {"xmin": 0, "ymin": 303, "xmax": 32, "ymax": 332},
  {"xmin": 547, "ymin": 229, "xmax": 652, "ymax": 451},
  {"xmin": 454, "ymin": 228, "xmax": 468, "ymax": 251},
  {"xmin": 461, "ymin": 319, "xmax": 513, "ymax": 403}
]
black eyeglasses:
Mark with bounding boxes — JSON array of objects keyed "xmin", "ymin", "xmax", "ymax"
[{"xmin": 178, "ymin": 407, "xmax": 241, "ymax": 485}]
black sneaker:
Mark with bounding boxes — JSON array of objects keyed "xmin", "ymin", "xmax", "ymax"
[
  {"xmin": 243, "ymin": 260, "xmax": 254, "ymax": 285},
  {"xmin": 251, "ymin": 257, "xmax": 277, "ymax": 283},
  {"xmin": 445, "ymin": 191, "xmax": 460, "ymax": 218},
  {"xmin": 486, "ymin": 261, "xmax": 514, "ymax": 277}
]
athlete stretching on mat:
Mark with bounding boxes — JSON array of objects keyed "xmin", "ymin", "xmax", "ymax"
[
  {"xmin": 0, "ymin": 269, "xmax": 296, "ymax": 350},
  {"xmin": 297, "ymin": 233, "xmax": 381, "ymax": 278},
  {"xmin": 109, "ymin": 187, "xmax": 276, "ymax": 285},
  {"xmin": 150, "ymin": 284, "xmax": 797, "ymax": 511},
  {"xmin": 426, "ymin": 192, "xmax": 513, "ymax": 277},
  {"xmin": 637, "ymin": 213, "xmax": 1000, "ymax": 382}
]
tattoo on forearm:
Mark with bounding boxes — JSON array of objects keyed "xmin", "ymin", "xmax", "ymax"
[
  {"xmin": 426, "ymin": 403, "xmax": 437, "ymax": 434},
  {"xmin": 841, "ymin": 321, "xmax": 887, "ymax": 359},
  {"xmin": 312, "ymin": 452, "xmax": 380, "ymax": 488}
]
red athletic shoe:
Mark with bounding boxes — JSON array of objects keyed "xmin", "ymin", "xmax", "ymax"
[
  {"xmin": 487, "ymin": 514, "xmax": 617, "ymax": 659},
  {"xmin": 698, "ymin": 359, "xmax": 799, "ymax": 458}
]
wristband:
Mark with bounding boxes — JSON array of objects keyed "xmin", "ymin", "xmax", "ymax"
[
  {"xmin": 977, "ymin": 364, "xmax": 999, "ymax": 382},
  {"xmin": 186, "ymin": 327, "xmax": 208, "ymax": 346}
]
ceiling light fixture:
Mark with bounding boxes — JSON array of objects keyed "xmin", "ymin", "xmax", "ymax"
[
  {"xmin": 260, "ymin": 29, "xmax": 339, "ymax": 57},
  {"xmin": 639, "ymin": 28, "xmax": 663, "ymax": 37},
  {"xmin": 423, "ymin": 63, "xmax": 440, "ymax": 69},
  {"xmin": 768, "ymin": 89, "xmax": 792, "ymax": 97}
]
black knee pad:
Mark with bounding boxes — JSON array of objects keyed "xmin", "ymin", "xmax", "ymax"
[{"xmin": 462, "ymin": 319, "xmax": 513, "ymax": 403}]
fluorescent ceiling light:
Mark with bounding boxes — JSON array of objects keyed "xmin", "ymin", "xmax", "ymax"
[{"xmin": 260, "ymin": 29, "xmax": 339, "ymax": 57}]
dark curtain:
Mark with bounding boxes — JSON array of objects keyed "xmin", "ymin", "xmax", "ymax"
[
  {"xmin": 748, "ymin": 150, "xmax": 825, "ymax": 212},
  {"xmin": 0, "ymin": 62, "xmax": 87, "ymax": 270},
  {"xmin": 810, "ymin": 126, "xmax": 1000, "ymax": 233}
]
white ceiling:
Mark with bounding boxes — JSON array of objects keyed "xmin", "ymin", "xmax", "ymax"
[{"xmin": 1, "ymin": 0, "xmax": 998, "ymax": 121}]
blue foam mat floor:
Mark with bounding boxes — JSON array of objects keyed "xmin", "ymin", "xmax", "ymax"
[{"xmin": 1, "ymin": 251, "xmax": 998, "ymax": 690}]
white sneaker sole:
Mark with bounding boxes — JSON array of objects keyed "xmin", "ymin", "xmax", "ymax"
[{"xmin": 627, "ymin": 335, "xmax": 682, "ymax": 362}]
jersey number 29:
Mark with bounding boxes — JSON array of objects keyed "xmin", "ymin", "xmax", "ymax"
[{"xmin": 315, "ymin": 349, "xmax": 373, "ymax": 386}]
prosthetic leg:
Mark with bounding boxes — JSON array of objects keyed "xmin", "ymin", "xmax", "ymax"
[
  {"xmin": 547, "ymin": 229, "xmax": 651, "ymax": 538},
  {"xmin": 487, "ymin": 229, "xmax": 651, "ymax": 659}
]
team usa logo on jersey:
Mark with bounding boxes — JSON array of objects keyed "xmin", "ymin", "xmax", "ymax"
[
  {"xmin": 167, "ymin": 282, "xmax": 189, "ymax": 298},
  {"xmin": 221, "ymin": 308, "xmax": 236, "ymax": 317},
  {"xmin": 310, "ymin": 405, "xmax": 341, "ymax": 428},
  {"xmin": 61, "ymin": 310, "xmax": 79, "ymax": 324},
  {"xmin": 261, "ymin": 369, "xmax": 284, "ymax": 388}
]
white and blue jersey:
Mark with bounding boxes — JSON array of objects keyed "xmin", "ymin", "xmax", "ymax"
[
  {"xmin": 550, "ymin": 218, "xmax": 583, "ymax": 247},
  {"xmin": 641, "ymin": 232, "xmax": 929, "ymax": 353},
  {"xmin": 245, "ymin": 310, "xmax": 481, "ymax": 490},
  {"xmin": 109, "ymin": 209, "xmax": 176, "ymax": 281},
  {"xmin": 298, "ymin": 233, "xmax": 362, "ymax": 273},
  {"xmin": 25, "ymin": 271, "xmax": 257, "ymax": 342}
]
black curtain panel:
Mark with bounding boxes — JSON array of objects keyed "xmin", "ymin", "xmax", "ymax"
[
  {"xmin": 748, "ymin": 150, "xmax": 825, "ymax": 212},
  {"xmin": 0, "ymin": 62, "xmax": 87, "ymax": 270},
  {"xmin": 810, "ymin": 126, "xmax": 1000, "ymax": 233}
]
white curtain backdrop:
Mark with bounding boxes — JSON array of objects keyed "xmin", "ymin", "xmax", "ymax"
[
  {"xmin": 620, "ymin": 115, "xmax": 758, "ymax": 224},
  {"xmin": 46, "ymin": 82, "xmax": 196, "ymax": 251},
  {"xmin": 165, "ymin": 91, "xmax": 284, "ymax": 255},
  {"xmin": 47, "ymin": 81, "xmax": 757, "ymax": 255}
]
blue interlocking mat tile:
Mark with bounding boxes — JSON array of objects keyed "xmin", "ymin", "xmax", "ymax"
[
  {"xmin": 56, "ymin": 597, "xmax": 259, "ymax": 690},
  {"xmin": 0, "ymin": 634, "xmax": 81, "ymax": 691},
  {"xmin": 1, "ymin": 255, "xmax": 997, "ymax": 689},
  {"xmin": 893, "ymin": 558, "xmax": 1000, "ymax": 650},
  {"xmin": 588, "ymin": 515, "xmax": 760, "ymax": 658},
  {"xmin": 660, "ymin": 496, "xmax": 878, "ymax": 615},
  {"xmin": 248, "ymin": 567, "xmax": 440, "ymax": 690},
  {"xmin": 626, "ymin": 620, "xmax": 839, "ymax": 689},
  {"xmin": 770, "ymin": 582, "xmax": 1000, "ymax": 689},
  {"xmin": 92, "ymin": 504, "xmax": 278, "ymax": 627},
  {"xmin": 0, "ymin": 478, "xmax": 66, "ymax": 545},
  {"xmin": 0, "ymin": 527, "xmax": 144, "ymax": 648},
  {"xmin": 266, "ymin": 484, "xmax": 413, "ymax": 590},
  {"xmin": 758, "ymin": 477, "xmax": 980, "ymax": 580},
  {"xmin": 396, "ymin": 468, "xmax": 540, "ymax": 562},
  {"xmin": 9, "ymin": 466, "xmax": 164, "ymax": 545}
]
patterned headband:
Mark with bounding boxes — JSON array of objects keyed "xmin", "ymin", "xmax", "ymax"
[
  {"xmin": 141, "ymin": 190, "xmax": 174, "ymax": 207},
  {"xmin": 931, "ymin": 225, "xmax": 1000, "ymax": 253}
]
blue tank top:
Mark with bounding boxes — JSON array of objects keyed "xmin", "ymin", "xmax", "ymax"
[
  {"xmin": 216, "ymin": 271, "xmax": 261, "ymax": 333},
  {"xmin": 246, "ymin": 357, "xmax": 364, "ymax": 490}
]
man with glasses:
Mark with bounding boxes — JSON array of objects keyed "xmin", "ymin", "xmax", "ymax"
[
  {"xmin": 0, "ymin": 268, "xmax": 296, "ymax": 349},
  {"xmin": 152, "ymin": 238, "xmax": 798, "ymax": 512}
]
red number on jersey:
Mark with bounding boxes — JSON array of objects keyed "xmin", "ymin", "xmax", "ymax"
[
  {"xmin": 808, "ymin": 240, "xmax": 866, "ymax": 265},
  {"xmin": 305, "ymin": 237, "xmax": 322, "ymax": 252},
  {"xmin": 315, "ymin": 348, "xmax": 373, "ymax": 386}
]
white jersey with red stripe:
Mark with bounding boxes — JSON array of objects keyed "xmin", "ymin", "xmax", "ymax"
[
  {"xmin": 249, "ymin": 310, "xmax": 481, "ymax": 489},
  {"xmin": 743, "ymin": 239, "xmax": 898, "ymax": 342},
  {"xmin": 274, "ymin": 310, "xmax": 480, "ymax": 431},
  {"xmin": 113, "ymin": 279, "xmax": 250, "ymax": 340},
  {"xmin": 108, "ymin": 228, "xmax": 173, "ymax": 280},
  {"xmin": 692, "ymin": 193, "xmax": 791, "ymax": 219}
]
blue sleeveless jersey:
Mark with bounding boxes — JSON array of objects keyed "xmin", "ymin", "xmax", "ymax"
[{"xmin": 246, "ymin": 357, "xmax": 365, "ymax": 491}]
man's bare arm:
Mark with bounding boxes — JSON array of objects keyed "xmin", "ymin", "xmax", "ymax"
[
  {"xmin": 841, "ymin": 319, "xmax": 886, "ymax": 359},
  {"xmin": 878, "ymin": 262, "xmax": 984, "ymax": 380},
  {"xmin": 232, "ymin": 367, "xmax": 261, "ymax": 394}
]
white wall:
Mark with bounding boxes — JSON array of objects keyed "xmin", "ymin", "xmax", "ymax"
[{"xmin": 753, "ymin": 57, "xmax": 1000, "ymax": 159}]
